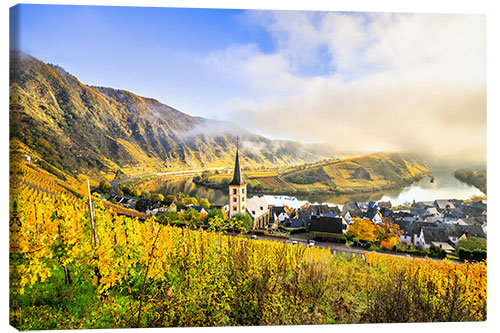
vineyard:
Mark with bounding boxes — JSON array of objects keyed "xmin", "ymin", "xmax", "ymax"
[{"xmin": 10, "ymin": 161, "xmax": 487, "ymax": 329}]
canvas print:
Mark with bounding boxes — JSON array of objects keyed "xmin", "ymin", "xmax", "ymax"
[{"xmin": 9, "ymin": 3, "xmax": 487, "ymax": 330}]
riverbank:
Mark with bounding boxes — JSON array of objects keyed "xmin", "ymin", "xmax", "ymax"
[
  {"xmin": 193, "ymin": 173, "xmax": 428, "ymax": 196},
  {"xmin": 119, "ymin": 170, "xmax": 483, "ymax": 208},
  {"xmin": 454, "ymin": 168, "xmax": 487, "ymax": 194}
]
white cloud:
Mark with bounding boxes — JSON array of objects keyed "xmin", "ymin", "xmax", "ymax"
[{"xmin": 204, "ymin": 11, "xmax": 486, "ymax": 162}]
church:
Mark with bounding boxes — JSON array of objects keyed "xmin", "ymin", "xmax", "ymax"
[
  {"xmin": 228, "ymin": 145, "xmax": 272, "ymax": 229},
  {"xmin": 228, "ymin": 146, "xmax": 246, "ymax": 219}
]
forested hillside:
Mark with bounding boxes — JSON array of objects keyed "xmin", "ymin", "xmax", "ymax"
[
  {"xmin": 9, "ymin": 52, "xmax": 330, "ymax": 181},
  {"xmin": 282, "ymin": 152, "xmax": 429, "ymax": 190}
]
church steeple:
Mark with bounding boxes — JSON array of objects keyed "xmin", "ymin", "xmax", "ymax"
[
  {"xmin": 229, "ymin": 144, "xmax": 245, "ymax": 186},
  {"xmin": 228, "ymin": 138, "xmax": 247, "ymax": 219}
]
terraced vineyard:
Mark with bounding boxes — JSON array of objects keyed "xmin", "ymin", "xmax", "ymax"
[{"xmin": 10, "ymin": 156, "xmax": 486, "ymax": 329}]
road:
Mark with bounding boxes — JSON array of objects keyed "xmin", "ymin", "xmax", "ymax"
[
  {"xmin": 240, "ymin": 234, "xmax": 455, "ymax": 261},
  {"xmin": 109, "ymin": 167, "xmax": 228, "ymax": 195},
  {"xmin": 241, "ymin": 234, "xmax": 369, "ymax": 257}
]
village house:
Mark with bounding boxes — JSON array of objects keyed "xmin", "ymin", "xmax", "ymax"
[
  {"xmin": 293, "ymin": 209, "xmax": 313, "ymax": 228},
  {"xmin": 284, "ymin": 217, "xmax": 308, "ymax": 229},
  {"xmin": 420, "ymin": 227, "xmax": 456, "ymax": 253},
  {"xmin": 410, "ymin": 201, "xmax": 435, "ymax": 216},
  {"xmin": 379, "ymin": 206, "xmax": 394, "ymax": 218},
  {"xmin": 365, "ymin": 209, "xmax": 382, "ymax": 224},
  {"xmin": 445, "ymin": 224, "xmax": 465, "ymax": 245},
  {"xmin": 190, "ymin": 206, "xmax": 208, "ymax": 219},
  {"xmin": 270, "ymin": 206, "xmax": 289, "ymax": 225},
  {"xmin": 364, "ymin": 201, "xmax": 383, "ymax": 224},
  {"xmin": 135, "ymin": 198, "xmax": 163, "ymax": 214},
  {"xmin": 424, "ymin": 207, "xmax": 440, "ymax": 217},
  {"xmin": 444, "ymin": 208, "xmax": 465, "ymax": 220},
  {"xmin": 163, "ymin": 201, "xmax": 177, "ymax": 213},
  {"xmin": 342, "ymin": 202, "xmax": 364, "ymax": 224},
  {"xmin": 342, "ymin": 202, "xmax": 362, "ymax": 216},
  {"xmin": 434, "ymin": 199, "xmax": 456, "ymax": 213},
  {"xmin": 245, "ymin": 196, "xmax": 271, "ymax": 229},
  {"xmin": 309, "ymin": 215, "xmax": 345, "ymax": 240},
  {"xmin": 357, "ymin": 202, "xmax": 369, "ymax": 212},
  {"xmin": 461, "ymin": 200, "xmax": 487, "ymax": 217},
  {"xmin": 378, "ymin": 201, "xmax": 392, "ymax": 209},
  {"xmin": 424, "ymin": 216, "xmax": 444, "ymax": 224},
  {"xmin": 451, "ymin": 199, "xmax": 465, "ymax": 209},
  {"xmin": 416, "ymin": 223, "xmax": 486, "ymax": 252},
  {"xmin": 412, "ymin": 222, "xmax": 438, "ymax": 247},
  {"xmin": 393, "ymin": 219, "xmax": 413, "ymax": 244},
  {"xmin": 307, "ymin": 204, "xmax": 341, "ymax": 216}
]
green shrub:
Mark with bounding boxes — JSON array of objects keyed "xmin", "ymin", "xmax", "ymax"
[
  {"xmin": 430, "ymin": 244, "xmax": 447, "ymax": 259},
  {"xmin": 471, "ymin": 250, "xmax": 487, "ymax": 262},
  {"xmin": 458, "ymin": 248, "xmax": 472, "ymax": 261}
]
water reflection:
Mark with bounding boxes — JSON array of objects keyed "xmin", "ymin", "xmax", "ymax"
[
  {"xmin": 155, "ymin": 178, "xmax": 228, "ymax": 205},
  {"xmin": 154, "ymin": 172, "xmax": 483, "ymax": 207},
  {"xmin": 301, "ymin": 172, "xmax": 483, "ymax": 206},
  {"xmin": 379, "ymin": 172, "xmax": 484, "ymax": 205}
]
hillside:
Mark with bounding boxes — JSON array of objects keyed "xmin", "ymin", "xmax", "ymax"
[
  {"xmin": 9, "ymin": 52, "xmax": 331, "ymax": 181},
  {"xmin": 282, "ymin": 152, "xmax": 429, "ymax": 190},
  {"xmin": 199, "ymin": 152, "xmax": 429, "ymax": 194}
]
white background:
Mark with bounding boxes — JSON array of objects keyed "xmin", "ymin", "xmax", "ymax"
[{"xmin": 2, "ymin": 1, "xmax": 498, "ymax": 333}]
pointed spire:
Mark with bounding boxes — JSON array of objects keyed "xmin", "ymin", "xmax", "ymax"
[{"xmin": 229, "ymin": 137, "xmax": 245, "ymax": 186}]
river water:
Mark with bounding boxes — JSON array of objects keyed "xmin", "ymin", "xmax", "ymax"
[{"xmin": 156, "ymin": 171, "xmax": 483, "ymax": 208}]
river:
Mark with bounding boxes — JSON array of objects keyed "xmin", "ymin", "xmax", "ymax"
[{"xmin": 152, "ymin": 171, "xmax": 484, "ymax": 208}]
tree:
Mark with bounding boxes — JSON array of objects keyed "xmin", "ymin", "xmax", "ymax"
[
  {"xmin": 176, "ymin": 192, "xmax": 187, "ymax": 205},
  {"xmin": 179, "ymin": 208, "xmax": 201, "ymax": 229},
  {"xmin": 165, "ymin": 194, "xmax": 176, "ymax": 203},
  {"xmin": 430, "ymin": 244, "xmax": 447, "ymax": 259},
  {"xmin": 99, "ymin": 180, "xmax": 112, "ymax": 194},
  {"xmin": 131, "ymin": 189, "xmax": 141, "ymax": 197},
  {"xmin": 116, "ymin": 189, "xmax": 124, "ymax": 197},
  {"xmin": 184, "ymin": 196, "xmax": 198, "ymax": 206},
  {"xmin": 345, "ymin": 218, "xmax": 382, "ymax": 243},
  {"xmin": 199, "ymin": 198, "xmax": 210, "ymax": 209},
  {"xmin": 201, "ymin": 170, "xmax": 213, "ymax": 180},
  {"xmin": 207, "ymin": 215, "xmax": 226, "ymax": 233},
  {"xmin": 206, "ymin": 208, "xmax": 224, "ymax": 222},
  {"xmin": 150, "ymin": 193, "xmax": 164, "ymax": 202},
  {"xmin": 376, "ymin": 219, "xmax": 402, "ymax": 247},
  {"xmin": 164, "ymin": 211, "xmax": 179, "ymax": 224},
  {"xmin": 230, "ymin": 212, "xmax": 253, "ymax": 233},
  {"xmin": 456, "ymin": 237, "xmax": 487, "ymax": 251},
  {"xmin": 158, "ymin": 210, "xmax": 179, "ymax": 225},
  {"xmin": 120, "ymin": 184, "xmax": 132, "ymax": 195},
  {"xmin": 141, "ymin": 190, "xmax": 151, "ymax": 199}
]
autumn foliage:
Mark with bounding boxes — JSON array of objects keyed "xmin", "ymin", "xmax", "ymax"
[
  {"xmin": 346, "ymin": 217, "xmax": 402, "ymax": 248},
  {"xmin": 345, "ymin": 217, "xmax": 381, "ymax": 243},
  {"xmin": 10, "ymin": 162, "xmax": 486, "ymax": 329}
]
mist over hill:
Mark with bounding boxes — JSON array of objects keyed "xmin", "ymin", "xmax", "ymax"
[{"xmin": 10, "ymin": 52, "xmax": 342, "ymax": 179}]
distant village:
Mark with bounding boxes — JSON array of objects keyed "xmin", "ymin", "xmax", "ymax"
[{"xmin": 105, "ymin": 148, "xmax": 487, "ymax": 256}]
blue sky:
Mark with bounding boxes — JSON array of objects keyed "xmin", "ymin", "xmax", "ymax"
[
  {"xmin": 9, "ymin": 4, "xmax": 486, "ymax": 161},
  {"xmin": 10, "ymin": 5, "xmax": 279, "ymax": 116}
]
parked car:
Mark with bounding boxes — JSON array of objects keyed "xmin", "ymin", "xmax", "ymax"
[
  {"xmin": 292, "ymin": 240, "xmax": 298, "ymax": 245},
  {"xmin": 308, "ymin": 240, "xmax": 315, "ymax": 247},
  {"xmin": 251, "ymin": 235, "xmax": 257, "ymax": 240}
]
